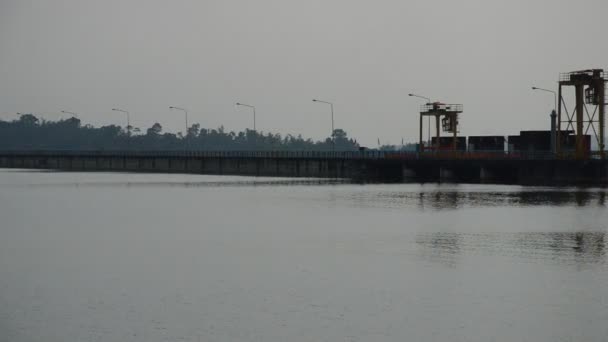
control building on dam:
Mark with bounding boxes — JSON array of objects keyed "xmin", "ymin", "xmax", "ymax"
[{"xmin": 0, "ymin": 69, "xmax": 607, "ymax": 185}]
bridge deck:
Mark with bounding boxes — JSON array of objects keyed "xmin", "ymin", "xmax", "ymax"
[
  {"xmin": 0, "ymin": 150, "xmax": 606, "ymax": 185},
  {"xmin": 0, "ymin": 149, "xmax": 595, "ymax": 160}
]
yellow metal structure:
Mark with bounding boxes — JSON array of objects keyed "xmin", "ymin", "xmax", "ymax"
[
  {"xmin": 558, "ymin": 69, "xmax": 606, "ymax": 159},
  {"xmin": 419, "ymin": 103, "xmax": 463, "ymax": 151}
]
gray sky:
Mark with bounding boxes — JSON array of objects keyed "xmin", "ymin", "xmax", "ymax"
[{"xmin": 1, "ymin": 0, "xmax": 606, "ymax": 146}]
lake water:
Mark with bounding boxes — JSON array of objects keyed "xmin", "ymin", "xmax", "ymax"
[{"xmin": 0, "ymin": 169, "xmax": 607, "ymax": 342}]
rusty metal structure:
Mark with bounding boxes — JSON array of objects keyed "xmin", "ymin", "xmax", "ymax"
[
  {"xmin": 558, "ymin": 69, "xmax": 606, "ymax": 159},
  {"xmin": 419, "ymin": 102, "xmax": 463, "ymax": 151}
]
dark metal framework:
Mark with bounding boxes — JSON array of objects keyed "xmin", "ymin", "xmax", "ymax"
[
  {"xmin": 419, "ymin": 103, "xmax": 463, "ymax": 151},
  {"xmin": 558, "ymin": 69, "xmax": 606, "ymax": 159}
]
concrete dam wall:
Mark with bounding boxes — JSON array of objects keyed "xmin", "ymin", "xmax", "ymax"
[
  {"xmin": 0, "ymin": 152, "xmax": 369, "ymax": 179},
  {"xmin": 1, "ymin": 151, "xmax": 607, "ymax": 185}
]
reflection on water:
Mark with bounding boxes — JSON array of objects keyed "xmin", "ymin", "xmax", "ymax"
[
  {"xmin": 2, "ymin": 171, "xmax": 608, "ymax": 342},
  {"xmin": 3, "ymin": 177, "xmax": 348, "ymax": 189},
  {"xmin": 416, "ymin": 231, "xmax": 607, "ymax": 267},
  {"xmin": 367, "ymin": 189, "xmax": 608, "ymax": 210}
]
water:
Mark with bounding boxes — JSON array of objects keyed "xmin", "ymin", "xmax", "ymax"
[{"xmin": 0, "ymin": 169, "xmax": 607, "ymax": 342}]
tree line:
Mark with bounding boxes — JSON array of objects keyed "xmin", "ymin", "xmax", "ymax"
[{"xmin": 0, "ymin": 114, "xmax": 368, "ymax": 151}]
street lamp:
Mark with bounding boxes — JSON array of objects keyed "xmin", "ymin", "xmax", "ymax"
[
  {"xmin": 111, "ymin": 108, "xmax": 130, "ymax": 136},
  {"xmin": 408, "ymin": 93, "xmax": 431, "ymax": 103},
  {"xmin": 61, "ymin": 110, "xmax": 78, "ymax": 118},
  {"xmin": 169, "ymin": 106, "xmax": 188, "ymax": 136},
  {"xmin": 531, "ymin": 86, "xmax": 557, "ymax": 111},
  {"xmin": 235, "ymin": 102, "xmax": 256, "ymax": 131},
  {"xmin": 532, "ymin": 86, "xmax": 559, "ymax": 154},
  {"xmin": 312, "ymin": 99, "xmax": 335, "ymax": 142},
  {"xmin": 408, "ymin": 93, "xmax": 432, "ymax": 145}
]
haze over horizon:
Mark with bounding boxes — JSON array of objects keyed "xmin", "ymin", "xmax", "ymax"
[{"xmin": 1, "ymin": 0, "xmax": 606, "ymax": 147}]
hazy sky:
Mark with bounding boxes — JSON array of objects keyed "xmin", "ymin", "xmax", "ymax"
[{"xmin": 1, "ymin": 0, "xmax": 607, "ymax": 146}]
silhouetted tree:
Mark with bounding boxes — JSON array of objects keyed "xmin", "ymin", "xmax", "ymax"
[{"xmin": 147, "ymin": 123, "xmax": 162, "ymax": 136}]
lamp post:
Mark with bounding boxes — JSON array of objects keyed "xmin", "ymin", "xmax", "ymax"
[
  {"xmin": 409, "ymin": 93, "xmax": 432, "ymax": 146},
  {"xmin": 531, "ymin": 87, "xmax": 557, "ymax": 111},
  {"xmin": 532, "ymin": 86, "xmax": 558, "ymax": 154},
  {"xmin": 61, "ymin": 110, "xmax": 78, "ymax": 119},
  {"xmin": 408, "ymin": 93, "xmax": 431, "ymax": 103},
  {"xmin": 235, "ymin": 102, "xmax": 256, "ymax": 131},
  {"xmin": 169, "ymin": 106, "xmax": 188, "ymax": 137},
  {"xmin": 111, "ymin": 108, "xmax": 130, "ymax": 136},
  {"xmin": 312, "ymin": 99, "xmax": 335, "ymax": 150}
]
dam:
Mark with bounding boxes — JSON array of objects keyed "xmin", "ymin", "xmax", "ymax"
[{"xmin": 1, "ymin": 150, "xmax": 607, "ymax": 185}]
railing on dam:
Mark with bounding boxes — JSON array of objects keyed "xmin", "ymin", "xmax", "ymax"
[
  {"xmin": 0, "ymin": 149, "xmax": 603, "ymax": 160},
  {"xmin": 0, "ymin": 149, "xmax": 389, "ymax": 159}
]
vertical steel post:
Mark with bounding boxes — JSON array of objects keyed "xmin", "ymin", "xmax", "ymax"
[
  {"xmin": 452, "ymin": 114, "xmax": 457, "ymax": 151},
  {"xmin": 419, "ymin": 113, "xmax": 423, "ymax": 152},
  {"xmin": 557, "ymin": 85, "xmax": 562, "ymax": 155},
  {"xmin": 126, "ymin": 112, "xmax": 131, "ymax": 138},
  {"xmin": 576, "ymin": 84, "xmax": 585, "ymax": 159},
  {"xmin": 330, "ymin": 103, "xmax": 334, "ymax": 151},
  {"xmin": 428, "ymin": 116, "xmax": 431, "ymax": 146},
  {"xmin": 185, "ymin": 110, "xmax": 189, "ymax": 136},
  {"xmin": 599, "ymin": 81, "xmax": 605, "ymax": 158},
  {"xmin": 435, "ymin": 115, "xmax": 440, "ymax": 151},
  {"xmin": 550, "ymin": 110, "xmax": 557, "ymax": 154}
]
